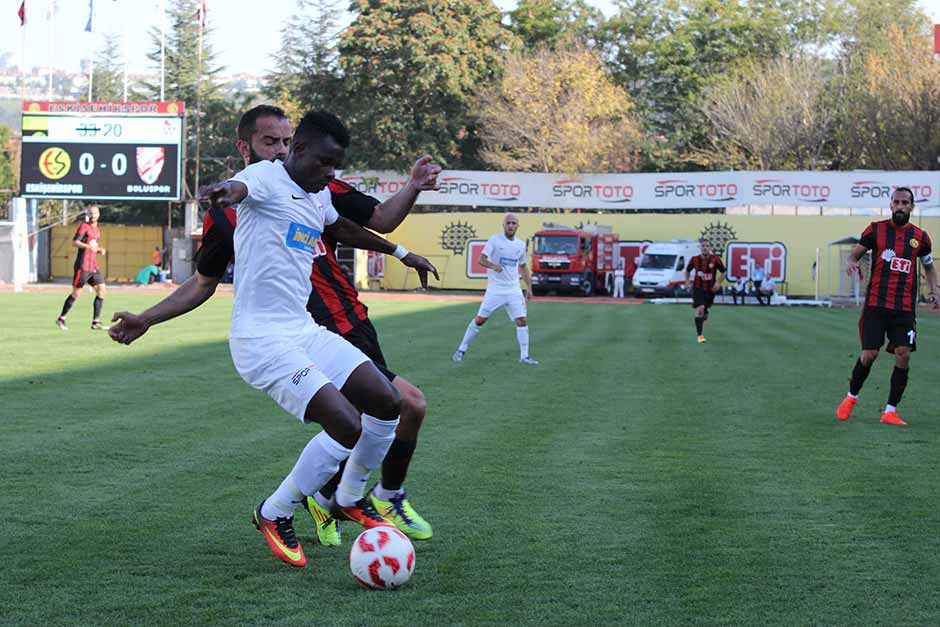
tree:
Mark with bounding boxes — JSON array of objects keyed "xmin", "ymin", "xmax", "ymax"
[
  {"xmin": 697, "ymin": 56, "xmax": 834, "ymax": 170},
  {"xmin": 87, "ymin": 34, "xmax": 126, "ymax": 102},
  {"xmin": 0, "ymin": 126, "xmax": 16, "ymax": 206},
  {"xmin": 476, "ymin": 41, "xmax": 641, "ymax": 172},
  {"xmin": 143, "ymin": 0, "xmax": 233, "ymax": 197},
  {"xmin": 507, "ymin": 0, "xmax": 603, "ymax": 49},
  {"xmin": 338, "ymin": 0, "xmax": 512, "ymax": 170},
  {"xmin": 265, "ymin": 0, "xmax": 344, "ymax": 121},
  {"xmin": 836, "ymin": 23, "xmax": 940, "ymax": 170}
]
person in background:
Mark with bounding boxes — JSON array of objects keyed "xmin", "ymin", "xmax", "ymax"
[
  {"xmin": 56, "ymin": 205, "xmax": 107, "ymax": 331},
  {"xmin": 731, "ymin": 276, "xmax": 748, "ymax": 305},
  {"xmin": 751, "ymin": 262, "xmax": 767, "ymax": 305},
  {"xmin": 613, "ymin": 260, "xmax": 625, "ymax": 299}
]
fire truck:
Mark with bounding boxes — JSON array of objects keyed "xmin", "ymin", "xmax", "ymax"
[{"xmin": 529, "ymin": 223, "xmax": 619, "ymax": 296}]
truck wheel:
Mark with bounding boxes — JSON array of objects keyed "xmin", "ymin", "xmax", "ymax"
[{"xmin": 580, "ymin": 272, "xmax": 595, "ymax": 297}]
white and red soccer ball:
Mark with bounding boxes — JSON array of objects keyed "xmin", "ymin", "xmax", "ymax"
[{"xmin": 349, "ymin": 527, "xmax": 415, "ymax": 590}]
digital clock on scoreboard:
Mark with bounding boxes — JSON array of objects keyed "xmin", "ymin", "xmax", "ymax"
[{"xmin": 19, "ymin": 101, "xmax": 185, "ymax": 201}]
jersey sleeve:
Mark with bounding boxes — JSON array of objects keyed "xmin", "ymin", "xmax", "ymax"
[
  {"xmin": 482, "ymin": 237, "xmax": 496, "ymax": 259},
  {"xmin": 858, "ymin": 223, "xmax": 875, "ymax": 250},
  {"xmin": 195, "ymin": 220, "xmax": 235, "ymax": 278},
  {"xmin": 329, "ymin": 180, "xmax": 379, "ymax": 227},
  {"xmin": 517, "ymin": 241, "xmax": 528, "ymax": 266},
  {"xmin": 685, "ymin": 258, "xmax": 695, "ymax": 273},
  {"xmin": 918, "ymin": 231, "xmax": 933, "ymax": 262},
  {"xmin": 230, "ymin": 161, "xmax": 270, "ymax": 205},
  {"xmin": 73, "ymin": 222, "xmax": 89, "ymax": 242},
  {"xmin": 322, "ymin": 194, "xmax": 339, "ymax": 227}
]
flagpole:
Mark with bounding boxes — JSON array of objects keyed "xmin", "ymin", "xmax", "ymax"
[
  {"xmin": 19, "ymin": 6, "xmax": 25, "ymax": 101},
  {"xmin": 122, "ymin": 3, "xmax": 128, "ymax": 103},
  {"xmin": 47, "ymin": 0, "xmax": 53, "ymax": 100},
  {"xmin": 87, "ymin": 2, "xmax": 95, "ymax": 101},
  {"xmin": 159, "ymin": 0, "xmax": 165, "ymax": 101},
  {"xmin": 194, "ymin": 4, "xmax": 204, "ymax": 199}
]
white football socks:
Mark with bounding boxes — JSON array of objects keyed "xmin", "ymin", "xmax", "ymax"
[
  {"xmin": 373, "ymin": 483, "xmax": 405, "ymax": 501},
  {"xmin": 335, "ymin": 414, "xmax": 400, "ymax": 507},
  {"xmin": 458, "ymin": 320, "xmax": 482, "ymax": 352},
  {"xmin": 516, "ymin": 325, "xmax": 529, "ymax": 359},
  {"xmin": 262, "ymin": 431, "xmax": 351, "ymax": 520}
]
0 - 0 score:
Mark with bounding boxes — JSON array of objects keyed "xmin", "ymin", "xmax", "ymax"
[{"xmin": 78, "ymin": 152, "xmax": 128, "ymax": 177}]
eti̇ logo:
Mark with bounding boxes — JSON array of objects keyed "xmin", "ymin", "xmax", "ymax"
[
  {"xmin": 727, "ymin": 242, "xmax": 787, "ymax": 281},
  {"xmin": 890, "ymin": 257, "xmax": 912, "ymax": 274},
  {"xmin": 286, "ymin": 223, "xmax": 322, "ymax": 254},
  {"xmin": 38, "ymin": 147, "xmax": 71, "ymax": 179}
]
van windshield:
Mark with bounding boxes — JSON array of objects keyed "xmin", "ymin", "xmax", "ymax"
[
  {"xmin": 534, "ymin": 235, "xmax": 578, "ymax": 255},
  {"xmin": 639, "ymin": 253, "xmax": 677, "ymax": 270}
]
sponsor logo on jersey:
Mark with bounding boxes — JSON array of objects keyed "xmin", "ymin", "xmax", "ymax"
[
  {"xmin": 498, "ymin": 256, "xmax": 518, "ymax": 265},
  {"xmin": 286, "ymin": 223, "xmax": 322, "ymax": 253},
  {"xmin": 890, "ymin": 257, "xmax": 912, "ymax": 274},
  {"xmin": 911, "ymin": 238, "xmax": 920, "ymax": 249}
]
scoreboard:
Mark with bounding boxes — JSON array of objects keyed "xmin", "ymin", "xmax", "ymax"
[{"xmin": 19, "ymin": 101, "xmax": 185, "ymax": 201}]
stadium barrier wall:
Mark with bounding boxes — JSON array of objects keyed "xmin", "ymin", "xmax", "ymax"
[
  {"xmin": 50, "ymin": 224, "xmax": 163, "ymax": 282},
  {"xmin": 380, "ymin": 213, "xmax": 940, "ymax": 297}
]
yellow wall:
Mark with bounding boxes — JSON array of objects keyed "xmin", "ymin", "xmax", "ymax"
[
  {"xmin": 51, "ymin": 224, "xmax": 163, "ymax": 282},
  {"xmin": 381, "ymin": 213, "xmax": 940, "ymax": 296}
]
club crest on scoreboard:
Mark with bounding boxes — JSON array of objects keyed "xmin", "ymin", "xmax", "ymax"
[{"xmin": 136, "ymin": 147, "xmax": 165, "ymax": 184}]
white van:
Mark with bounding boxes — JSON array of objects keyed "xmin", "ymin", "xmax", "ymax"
[{"xmin": 632, "ymin": 239, "xmax": 701, "ymax": 297}]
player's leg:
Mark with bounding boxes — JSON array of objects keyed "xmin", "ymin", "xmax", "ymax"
[
  {"xmin": 692, "ymin": 290, "xmax": 706, "ymax": 341},
  {"xmin": 230, "ymin": 336, "xmax": 361, "ymax": 567},
  {"xmin": 371, "ymin": 375, "xmax": 433, "ymax": 539},
  {"xmin": 57, "ymin": 272, "xmax": 85, "ymax": 329},
  {"xmin": 455, "ymin": 294, "xmax": 497, "ymax": 361},
  {"xmin": 507, "ymin": 289, "xmax": 536, "ymax": 364},
  {"xmin": 838, "ymin": 308, "xmax": 883, "ymax": 421},
  {"xmin": 90, "ymin": 274, "xmax": 107, "ymax": 329},
  {"xmin": 881, "ymin": 315, "xmax": 915, "ymax": 425}
]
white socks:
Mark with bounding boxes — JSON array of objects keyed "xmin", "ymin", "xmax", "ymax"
[
  {"xmin": 458, "ymin": 321, "xmax": 482, "ymax": 352},
  {"xmin": 886, "ymin": 404, "xmax": 897, "ymax": 413},
  {"xmin": 373, "ymin": 483, "xmax": 405, "ymax": 501},
  {"xmin": 336, "ymin": 414, "xmax": 400, "ymax": 507},
  {"xmin": 262, "ymin": 431, "xmax": 352, "ymax": 520},
  {"xmin": 516, "ymin": 325, "xmax": 529, "ymax": 359}
]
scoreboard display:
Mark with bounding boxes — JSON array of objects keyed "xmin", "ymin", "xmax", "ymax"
[{"xmin": 20, "ymin": 101, "xmax": 185, "ymax": 201}]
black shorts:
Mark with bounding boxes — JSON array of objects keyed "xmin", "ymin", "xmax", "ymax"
[
  {"xmin": 72, "ymin": 269, "xmax": 104, "ymax": 288},
  {"xmin": 692, "ymin": 288, "xmax": 715, "ymax": 309},
  {"xmin": 859, "ymin": 307, "xmax": 917, "ymax": 352},
  {"xmin": 342, "ymin": 319, "xmax": 397, "ymax": 382}
]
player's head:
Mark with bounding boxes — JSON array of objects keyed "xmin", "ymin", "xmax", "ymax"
[
  {"xmin": 699, "ymin": 238, "xmax": 711, "ymax": 255},
  {"xmin": 236, "ymin": 105, "xmax": 291, "ymax": 166},
  {"xmin": 87, "ymin": 205, "xmax": 100, "ymax": 224},
  {"xmin": 286, "ymin": 110, "xmax": 350, "ymax": 193},
  {"xmin": 891, "ymin": 187, "xmax": 914, "ymax": 226},
  {"xmin": 503, "ymin": 213, "xmax": 519, "ymax": 238}
]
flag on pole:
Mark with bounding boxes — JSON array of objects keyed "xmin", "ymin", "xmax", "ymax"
[
  {"xmin": 84, "ymin": 0, "xmax": 93, "ymax": 32},
  {"xmin": 194, "ymin": 0, "xmax": 206, "ymax": 28},
  {"xmin": 17, "ymin": 0, "xmax": 25, "ymax": 26}
]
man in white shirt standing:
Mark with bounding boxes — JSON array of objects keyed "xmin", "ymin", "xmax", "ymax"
[
  {"xmin": 613, "ymin": 260, "xmax": 626, "ymax": 298},
  {"xmin": 453, "ymin": 213, "xmax": 538, "ymax": 365},
  {"xmin": 203, "ymin": 111, "xmax": 405, "ymax": 568}
]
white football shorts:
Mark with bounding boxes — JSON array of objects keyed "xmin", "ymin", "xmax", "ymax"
[
  {"xmin": 477, "ymin": 288, "xmax": 527, "ymax": 320},
  {"xmin": 229, "ymin": 326, "xmax": 370, "ymax": 422}
]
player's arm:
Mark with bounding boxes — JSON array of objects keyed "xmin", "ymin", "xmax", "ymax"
[
  {"xmin": 845, "ymin": 243, "xmax": 868, "ymax": 276},
  {"xmin": 324, "ymin": 217, "xmax": 439, "ymax": 287},
  {"xmin": 713, "ymin": 259, "xmax": 727, "ymax": 292},
  {"xmin": 923, "ymin": 251, "xmax": 939, "ymax": 310},
  {"xmin": 684, "ymin": 260, "xmax": 694, "ymax": 290},
  {"xmin": 519, "ymin": 263, "xmax": 533, "ymax": 300},
  {"xmin": 201, "ymin": 181, "xmax": 248, "ymax": 209},
  {"xmin": 479, "ymin": 254, "xmax": 502, "ymax": 272},
  {"xmin": 109, "ymin": 271, "xmax": 222, "ymax": 345},
  {"xmin": 366, "ymin": 156, "xmax": 442, "ymax": 233},
  {"xmin": 72, "ymin": 224, "xmax": 95, "ymax": 250}
]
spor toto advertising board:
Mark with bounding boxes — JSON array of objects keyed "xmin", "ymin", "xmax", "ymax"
[{"xmin": 20, "ymin": 101, "xmax": 184, "ymax": 201}]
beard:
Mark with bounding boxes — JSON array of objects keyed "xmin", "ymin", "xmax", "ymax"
[{"xmin": 892, "ymin": 211, "xmax": 911, "ymax": 227}]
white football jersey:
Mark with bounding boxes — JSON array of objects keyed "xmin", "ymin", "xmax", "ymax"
[
  {"xmin": 229, "ymin": 160, "xmax": 338, "ymax": 339},
  {"xmin": 482, "ymin": 233, "xmax": 527, "ymax": 293}
]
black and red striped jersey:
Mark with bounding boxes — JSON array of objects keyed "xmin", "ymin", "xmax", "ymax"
[
  {"xmin": 859, "ymin": 219, "xmax": 933, "ymax": 312},
  {"xmin": 309, "ymin": 179, "xmax": 379, "ymax": 334},
  {"xmin": 73, "ymin": 222, "xmax": 101, "ymax": 272},
  {"xmin": 194, "ymin": 179, "xmax": 380, "ymax": 334},
  {"xmin": 685, "ymin": 254, "xmax": 725, "ymax": 290}
]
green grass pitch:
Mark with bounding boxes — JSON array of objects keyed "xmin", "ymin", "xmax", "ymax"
[{"xmin": 2, "ymin": 292, "xmax": 940, "ymax": 626}]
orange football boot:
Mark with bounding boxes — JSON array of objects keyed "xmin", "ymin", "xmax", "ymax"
[
  {"xmin": 836, "ymin": 396, "xmax": 857, "ymax": 421},
  {"xmin": 880, "ymin": 411, "xmax": 907, "ymax": 426},
  {"xmin": 335, "ymin": 497, "xmax": 394, "ymax": 530},
  {"xmin": 252, "ymin": 501, "xmax": 307, "ymax": 567}
]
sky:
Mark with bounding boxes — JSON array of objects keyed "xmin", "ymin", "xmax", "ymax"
[{"xmin": 1, "ymin": 0, "xmax": 939, "ymax": 78}]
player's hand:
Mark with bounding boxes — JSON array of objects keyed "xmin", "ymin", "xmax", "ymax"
[
  {"xmin": 409, "ymin": 155, "xmax": 442, "ymax": 191},
  {"xmin": 845, "ymin": 256, "xmax": 859, "ymax": 277},
  {"xmin": 98, "ymin": 248, "xmax": 106, "ymax": 256},
  {"xmin": 200, "ymin": 182, "xmax": 234, "ymax": 209},
  {"xmin": 929, "ymin": 292, "xmax": 940, "ymax": 311},
  {"xmin": 684, "ymin": 282, "xmax": 691, "ymax": 291},
  {"xmin": 108, "ymin": 311, "xmax": 151, "ymax": 345},
  {"xmin": 523, "ymin": 287, "xmax": 531, "ymax": 301},
  {"xmin": 492, "ymin": 265, "xmax": 503, "ymax": 273},
  {"xmin": 712, "ymin": 284, "xmax": 720, "ymax": 293},
  {"xmin": 401, "ymin": 252, "xmax": 440, "ymax": 288}
]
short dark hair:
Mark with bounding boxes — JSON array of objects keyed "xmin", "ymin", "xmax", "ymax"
[
  {"xmin": 893, "ymin": 186, "xmax": 915, "ymax": 204},
  {"xmin": 237, "ymin": 105, "xmax": 287, "ymax": 143},
  {"xmin": 293, "ymin": 110, "xmax": 350, "ymax": 149}
]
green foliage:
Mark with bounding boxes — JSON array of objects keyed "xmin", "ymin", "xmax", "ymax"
[
  {"xmin": 0, "ymin": 125, "xmax": 16, "ymax": 203},
  {"xmin": 507, "ymin": 0, "xmax": 603, "ymax": 48},
  {"xmin": 338, "ymin": 0, "xmax": 512, "ymax": 170},
  {"xmin": 89, "ymin": 34, "xmax": 127, "ymax": 103}
]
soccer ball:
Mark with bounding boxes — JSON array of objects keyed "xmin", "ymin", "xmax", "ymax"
[{"xmin": 349, "ymin": 527, "xmax": 415, "ymax": 590}]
